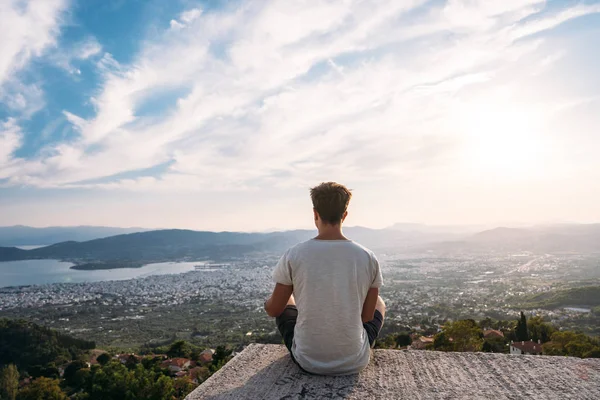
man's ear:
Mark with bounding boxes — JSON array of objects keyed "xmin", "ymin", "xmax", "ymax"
[
  {"xmin": 313, "ymin": 209, "xmax": 319, "ymax": 221},
  {"xmin": 341, "ymin": 211, "xmax": 348, "ymax": 222}
]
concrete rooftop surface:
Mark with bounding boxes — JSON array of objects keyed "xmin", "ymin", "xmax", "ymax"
[{"xmin": 186, "ymin": 344, "xmax": 600, "ymax": 400}]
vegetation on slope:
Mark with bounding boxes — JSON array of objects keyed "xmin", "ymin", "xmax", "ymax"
[
  {"xmin": 375, "ymin": 313, "xmax": 600, "ymax": 358},
  {"xmin": 0, "ymin": 319, "xmax": 95, "ymax": 374},
  {"xmin": 0, "ymin": 319, "xmax": 233, "ymax": 400},
  {"xmin": 520, "ymin": 286, "xmax": 600, "ymax": 309}
]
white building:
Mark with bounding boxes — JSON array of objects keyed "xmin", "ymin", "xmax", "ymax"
[{"xmin": 510, "ymin": 340, "xmax": 543, "ymax": 355}]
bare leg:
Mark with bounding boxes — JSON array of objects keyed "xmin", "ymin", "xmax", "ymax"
[
  {"xmin": 376, "ymin": 296, "xmax": 385, "ymax": 327},
  {"xmin": 287, "ymin": 294, "xmax": 296, "ymax": 306}
]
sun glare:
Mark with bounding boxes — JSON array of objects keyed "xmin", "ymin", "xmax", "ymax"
[{"xmin": 461, "ymin": 104, "xmax": 547, "ymax": 180}]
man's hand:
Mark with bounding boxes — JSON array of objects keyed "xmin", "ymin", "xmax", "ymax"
[{"xmin": 264, "ymin": 283, "xmax": 293, "ymax": 317}]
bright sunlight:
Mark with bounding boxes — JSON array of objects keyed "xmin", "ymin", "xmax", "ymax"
[{"xmin": 461, "ymin": 102, "xmax": 548, "ymax": 180}]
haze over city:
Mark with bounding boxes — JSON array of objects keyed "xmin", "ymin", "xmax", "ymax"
[{"xmin": 1, "ymin": 0, "xmax": 599, "ymax": 231}]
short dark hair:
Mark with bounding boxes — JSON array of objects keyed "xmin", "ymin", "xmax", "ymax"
[{"xmin": 310, "ymin": 182, "xmax": 352, "ymax": 225}]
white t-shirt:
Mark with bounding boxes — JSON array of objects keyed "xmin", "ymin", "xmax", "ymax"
[{"xmin": 272, "ymin": 238, "xmax": 383, "ymax": 375}]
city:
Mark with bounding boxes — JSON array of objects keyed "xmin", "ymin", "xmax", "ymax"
[{"xmin": 2, "ymin": 250, "xmax": 598, "ymax": 349}]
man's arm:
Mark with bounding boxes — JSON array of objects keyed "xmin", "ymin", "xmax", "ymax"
[
  {"xmin": 264, "ymin": 283, "xmax": 293, "ymax": 317},
  {"xmin": 361, "ymin": 287, "xmax": 379, "ymax": 323}
]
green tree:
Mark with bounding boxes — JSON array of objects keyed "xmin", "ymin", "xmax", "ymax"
[
  {"xmin": 0, "ymin": 364, "xmax": 19, "ymax": 400},
  {"xmin": 481, "ymin": 341, "xmax": 493, "ymax": 352},
  {"xmin": 96, "ymin": 353, "xmax": 111, "ymax": 366},
  {"xmin": 543, "ymin": 331, "xmax": 599, "ymax": 357},
  {"xmin": 189, "ymin": 367, "xmax": 209, "ymax": 384},
  {"xmin": 435, "ymin": 320, "xmax": 483, "ymax": 352},
  {"xmin": 210, "ymin": 346, "xmax": 232, "ymax": 373},
  {"xmin": 81, "ymin": 361, "xmax": 174, "ymax": 400},
  {"xmin": 433, "ymin": 331, "xmax": 451, "ymax": 350},
  {"xmin": 395, "ymin": 333, "xmax": 412, "ymax": 348},
  {"xmin": 484, "ymin": 337, "xmax": 508, "ymax": 353},
  {"xmin": 71, "ymin": 368, "xmax": 91, "ymax": 391},
  {"xmin": 527, "ymin": 316, "xmax": 555, "ymax": 344},
  {"xmin": 375, "ymin": 334, "xmax": 396, "ymax": 349},
  {"xmin": 478, "ymin": 317, "xmax": 493, "ymax": 330},
  {"xmin": 141, "ymin": 356, "xmax": 157, "ymax": 370},
  {"xmin": 151, "ymin": 375, "xmax": 175, "ymax": 400},
  {"xmin": 447, "ymin": 320, "xmax": 483, "ymax": 352},
  {"xmin": 190, "ymin": 348, "xmax": 202, "ymax": 362},
  {"xmin": 541, "ymin": 341, "xmax": 563, "ymax": 356},
  {"xmin": 17, "ymin": 377, "xmax": 67, "ymax": 400},
  {"xmin": 173, "ymin": 376, "xmax": 197, "ymax": 399},
  {"xmin": 167, "ymin": 341, "xmax": 192, "ymax": 359},
  {"xmin": 515, "ymin": 312, "xmax": 529, "ymax": 341},
  {"xmin": 0, "ymin": 319, "xmax": 94, "ymax": 373},
  {"xmin": 583, "ymin": 348, "xmax": 600, "ymax": 358},
  {"xmin": 125, "ymin": 355, "xmax": 139, "ymax": 370},
  {"xmin": 64, "ymin": 360, "xmax": 88, "ymax": 388}
]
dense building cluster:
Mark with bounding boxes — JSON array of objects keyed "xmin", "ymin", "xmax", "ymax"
[{"xmin": 0, "ymin": 251, "xmax": 598, "ymax": 346}]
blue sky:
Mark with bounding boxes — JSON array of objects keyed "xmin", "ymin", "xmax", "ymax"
[{"xmin": 1, "ymin": 0, "xmax": 599, "ymax": 231}]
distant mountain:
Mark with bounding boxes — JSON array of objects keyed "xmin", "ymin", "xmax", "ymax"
[
  {"xmin": 0, "ymin": 229, "xmax": 307, "ymax": 264},
  {"xmin": 0, "ymin": 246, "xmax": 27, "ymax": 259},
  {"xmin": 430, "ymin": 224, "xmax": 600, "ymax": 253},
  {"xmin": 0, "ymin": 226, "xmax": 459, "ymax": 264},
  {"xmin": 0, "ymin": 225, "xmax": 149, "ymax": 246},
  {"xmin": 1, "ymin": 224, "xmax": 597, "ymax": 266},
  {"xmin": 470, "ymin": 227, "xmax": 534, "ymax": 244},
  {"xmin": 387, "ymin": 223, "xmax": 484, "ymax": 234}
]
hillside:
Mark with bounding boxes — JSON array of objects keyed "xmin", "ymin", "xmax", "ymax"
[
  {"xmin": 430, "ymin": 224, "xmax": 600, "ymax": 253},
  {"xmin": 520, "ymin": 286, "xmax": 600, "ymax": 309},
  {"xmin": 0, "ymin": 229, "xmax": 312, "ymax": 263},
  {"xmin": 1, "ymin": 223, "xmax": 599, "ymax": 266},
  {"xmin": 0, "ymin": 227, "xmax": 460, "ymax": 264},
  {"xmin": 0, "ymin": 318, "xmax": 95, "ymax": 372},
  {"xmin": 0, "ymin": 246, "xmax": 27, "ymax": 259}
]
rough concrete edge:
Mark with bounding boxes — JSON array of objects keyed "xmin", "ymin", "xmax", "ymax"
[
  {"xmin": 185, "ymin": 343, "xmax": 264, "ymax": 399},
  {"xmin": 396, "ymin": 348, "xmax": 600, "ymax": 363},
  {"xmin": 187, "ymin": 344, "xmax": 600, "ymax": 399}
]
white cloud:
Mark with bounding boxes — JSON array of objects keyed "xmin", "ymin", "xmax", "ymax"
[
  {"xmin": 78, "ymin": 39, "xmax": 103, "ymax": 60},
  {"xmin": 5, "ymin": 0, "xmax": 600, "ymax": 194},
  {"xmin": 0, "ymin": 82, "xmax": 45, "ymax": 117},
  {"xmin": 49, "ymin": 37, "xmax": 103, "ymax": 75},
  {"xmin": 0, "ymin": 0, "xmax": 69, "ymax": 85},
  {"xmin": 170, "ymin": 19, "xmax": 185, "ymax": 30},
  {"xmin": 180, "ymin": 8, "xmax": 202, "ymax": 23},
  {"xmin": 170, "ymin": 7, "xmax": 202, "ymax": 30},
  {"xmin": 0, "ymin": 119, "xmax": 23, "ymax": 165},
  {"xmin": 509, "ymin": 3, "xmax": 600, "ymax": 40},
  {"xmin": 0, "ymin": 0, "xmax": 69, "ymax": 118}
]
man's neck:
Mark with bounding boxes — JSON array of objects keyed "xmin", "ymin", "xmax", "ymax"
[{"xmin": 315, "ymin": 224, "xmax": 348, "ymax": 240}]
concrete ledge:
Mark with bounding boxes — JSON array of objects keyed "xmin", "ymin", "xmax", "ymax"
[{"xmin": 186, "ymin": 344, "xmax": 600, "ymax": 399}]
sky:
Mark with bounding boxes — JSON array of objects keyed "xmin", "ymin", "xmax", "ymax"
[{"xmin": 0, "ymin": 0, "xmax": 599, "ymax": 231}]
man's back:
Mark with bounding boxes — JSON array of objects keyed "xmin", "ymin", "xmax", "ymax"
[{"xmin": 273, "ymin": 238, "xmax": 382, "ymax": 375}]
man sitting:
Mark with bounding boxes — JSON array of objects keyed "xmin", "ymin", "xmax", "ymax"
[{"xmin": 264, "ymin": 181, "xmax": 385, "ymax": 375}]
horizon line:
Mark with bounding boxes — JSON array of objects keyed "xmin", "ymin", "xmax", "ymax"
[{"xmin": 2, "ymin": 221, "xmax": 599, "ymax": 234}]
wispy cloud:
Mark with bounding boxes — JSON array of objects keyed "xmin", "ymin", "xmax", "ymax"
[
  {"xmin": 0, "ymin": 119, "xmax": 22, "ymax": 167},
  {"xmin": 171, "ymin": 7, "xmax": 203, "ymax": 29},
  {"xmin": 0, "ymin": 0, "xmax": 69, "ymax": 118},
  {"xmin": 2, "ymin": 0, "xmax": 600, "ymax": 194},
  {"xmin": 0, "ymin": 0, "xmax": 69, "ymax": 84},
  {"xmin": 49, "ymin": 36, "xmax": 103, "ymax": 75}
]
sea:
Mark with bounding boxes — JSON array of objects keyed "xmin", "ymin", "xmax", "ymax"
[{"xmin": 0, "ymin": 258, "xmax": 203, "ymax": 288}]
